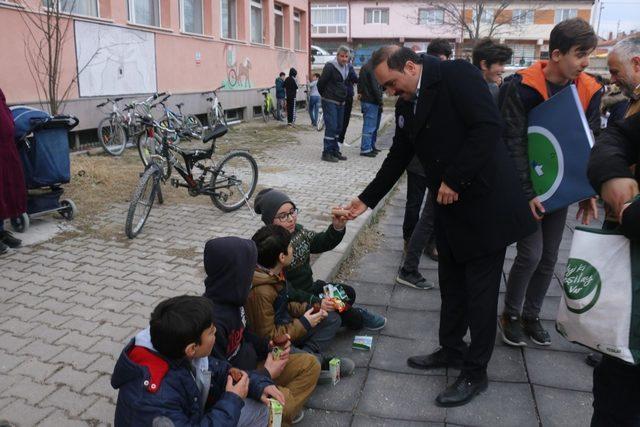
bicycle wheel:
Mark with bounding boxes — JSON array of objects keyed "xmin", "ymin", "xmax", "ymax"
[
  {"xmin": 185, "ymin": 114, "xmax": 204, "ymax": 138},
  {"xmin": 137, "ymin": 131, "xmax": 162, "ymax": 167},
  {"xmin": 209, "ymin": 151, "xmax": 258, "ymax": 212},
  {"xmin": 125, "ymin": 165, "xmax": 160, "ymax": 239},
  {"xmin": 262, "ymin": 101, "xmax": 269, "ymax": 122},
  {"xmin": 98, "ymin": 116, "xmax": 126, "ymax": 156}
]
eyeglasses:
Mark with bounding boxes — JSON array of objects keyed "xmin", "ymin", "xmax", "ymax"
[{"xmin": 274, "ymin": 208, "xmax": 299, "ymax": 222}]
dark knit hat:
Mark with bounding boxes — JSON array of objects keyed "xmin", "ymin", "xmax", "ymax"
[{"xmin": 254, "ymin": 188, "xmax": 295, "ymax": 225}]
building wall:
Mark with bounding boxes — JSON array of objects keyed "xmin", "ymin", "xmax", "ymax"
[
  {"xmin": 312, "ymin": 1, "xmax": 594, "ymax": 46},
  {"xmin": 0, "ymin": 0, "xmax": 309, "ymax": 130}
]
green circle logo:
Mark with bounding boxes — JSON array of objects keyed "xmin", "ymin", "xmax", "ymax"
[
  {"xmin": 563, "ymin": 258, "xmax": 601, "ymax": 314},
  {"xmin": 528, "ymin": 126, "xmax": 564, "ymax": 202}
]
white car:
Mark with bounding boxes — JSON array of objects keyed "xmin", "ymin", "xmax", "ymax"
[{"xmin": 311, "ymin": 45, "xmax": 334, "ymax": 66}]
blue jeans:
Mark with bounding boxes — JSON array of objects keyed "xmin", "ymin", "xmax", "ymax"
[
  {"xmin": 321, "ymin": 99, "xmax": 344, "ymax": 155},
  {"xmin": 360, "ymin": 102, "xmax": 381, "ymax": 153},
  {"xmin": 309, "ymin": 96, "xmax": 320, "ymax": 126}
]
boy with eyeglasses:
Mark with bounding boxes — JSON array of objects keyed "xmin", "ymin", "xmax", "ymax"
[{"xmin": 253, "ymin": 188, "xmax": 387, "ymax": 331}]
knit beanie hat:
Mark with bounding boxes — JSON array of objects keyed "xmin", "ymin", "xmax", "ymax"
[{"xmin": 254, "ymin": 188, "xmax": 296, "ymax": 225}]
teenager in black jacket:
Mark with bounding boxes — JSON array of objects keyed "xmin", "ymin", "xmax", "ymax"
[{"xmin": 284, "ymin": 68, "xmax": 298, "ymax": 126}]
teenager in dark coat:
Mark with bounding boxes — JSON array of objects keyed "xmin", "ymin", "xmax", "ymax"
[{"xmin": 284, "ymin": 68, "xmax": 298, "ymax": 125}]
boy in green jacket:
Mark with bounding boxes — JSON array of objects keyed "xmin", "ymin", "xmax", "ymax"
[{"xmin": 253, "ymin": 188, "xmax": 386, "ymax": 331}]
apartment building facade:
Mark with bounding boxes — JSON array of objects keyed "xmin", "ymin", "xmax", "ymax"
[
  {"xmin": 311, "ymin": 1, "xmax": 594, "ymax": 67},
  {"xmin": 0, "ymin": 0, "xmax": 310, "ymax": 131}
]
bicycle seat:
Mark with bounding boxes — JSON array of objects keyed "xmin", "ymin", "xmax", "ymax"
[
  {"xmin": 260, "ymin": 89, "xmax": 270, "ymax": 95},
  {"xmin": 175, "ymin": 102, "xmax": 184, "ymax": 108},
  {"xmin": 203, "ymin": 124, "xmax": 228, "ymax": 143},
  {"xmin": 180, "ymin": 147, "xmax": 213, "ymax": 162}
]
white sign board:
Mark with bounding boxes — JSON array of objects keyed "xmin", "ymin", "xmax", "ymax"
[{"xmin": 75, "ymin": 21, "xmax": 157, "ymax": 97}]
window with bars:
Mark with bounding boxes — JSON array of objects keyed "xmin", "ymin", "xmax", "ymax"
[
  {"xmin": 365, "ymin": 8, "xmax": 388, "ymax": 24},
  {"xmin": 275, "ymin": 4, "xmax": 284, "ymax": 47},
  {"xmin": 294, "ymin": 11, "xmax": 301, "ymax": 50},
  {"xmin": 251, "ymin": 0, "xmax": 263, "ymax": 43},
  {"xmin": 311, "ymin": 4, "xmax": 347, "ymax": 34},
  {"xmin": 512, "ymin": 9, "xmax": 534, "ymax": 25},
  {"xmin": 181, "ymin": 0, "xmax": 203, "ymax": 34},
  {"xmin": 555, "ymin": 8, "xmax": 577, "ymax": 23},
  {"xmin": 418, "ymin": 9, "xmax": 444, "ymax": 25},
  {"xmin": 221, "ymin": 0, "xmax": 237, "ymax": 39},
  {"xmin": 128, "ymin": 0, "xmax": 160, "ymax": 26},
  {"xmin": 43, "ymin": 0, "xmax": 98, "ymax": 16},
  {"xmin": 474, "ymin": 8, "xmax": 494, "ymax": 24},
  {"xmin": 509, "ymin": 44, "xmax": 535, "ymax": 66}
]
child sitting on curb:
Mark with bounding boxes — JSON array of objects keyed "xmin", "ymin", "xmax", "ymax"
[
  {"xmin": 253, "ymin": 188, "xmax": 387, "ymax": 331},
  {"xmin": 111, "ymin": 295, "xmax": 272, "ymax": 426},
  {"xmin": 246, "ymin": 224, "xmax": 356, "ymax": 384},
  {"xmin": 203, "ymin": 236, "xmax": 321, "ymax": 425}
]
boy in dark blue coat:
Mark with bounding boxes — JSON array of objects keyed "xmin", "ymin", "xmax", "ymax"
[{"xmin": 111, "ymin": 295, "xmax": 277, "ymax": 426}]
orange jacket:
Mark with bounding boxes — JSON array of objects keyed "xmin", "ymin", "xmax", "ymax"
[{"xmin": 517, "ymin": 61, "xmax": 602, "ymax": 111}]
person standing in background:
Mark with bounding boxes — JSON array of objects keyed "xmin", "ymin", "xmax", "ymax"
[
  {"xmin": 308, "ymin": 73, "xmax": 321, "ymax": 128},
  {"xmin": 472, "ymin": 38, "xmax": 513, "ymax": 103},
  {"xmin": 357, "ymin": 60, "xmax": 383, "ymax": 157},
  {"xmin": 284, "ymin": 68, "xmax": 299, "ymax": 126},
  {"xmin": 275, "ymin": 72, "xmax": 286, "ymax": 121},
  {"xmin": 317, "ymin": 46, "xmax": 351, "ymax": 162},
  {"xmin": 337, "ymin": 56, "xmax": 359, "ymax": 147}
]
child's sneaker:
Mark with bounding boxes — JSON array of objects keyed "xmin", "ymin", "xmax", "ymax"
[{"xmin": 355, "ymin": 307, "xmax": 387, "ymax": 331}]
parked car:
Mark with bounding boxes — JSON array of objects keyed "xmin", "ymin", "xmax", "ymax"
[{"xmin": 311, "ymin": 45, "xmax": 334, "ymax": 66}]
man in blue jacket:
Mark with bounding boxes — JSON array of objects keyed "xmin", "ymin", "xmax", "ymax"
[
  {"xmin": 111, "ymin": 295, "xmax": 278, "ymax": 426},
  {"xmin": 317, "ymin": 46, "xmax": 351, "ymax": 162}
]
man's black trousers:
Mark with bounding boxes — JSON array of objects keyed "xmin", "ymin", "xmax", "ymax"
[
  {"xmin": 437, "ymin": 227, "xmax": 506, "ymax": 379},
  {"xmin": 338, "ymin": 96, "xmax": 353, "ymax": 143}
]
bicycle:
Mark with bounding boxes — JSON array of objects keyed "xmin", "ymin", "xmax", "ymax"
[
  {"xmin": 202, "ymin": 86, "xmax": 228, "ymax": 129},
  {"xmin": 97, "ymin": 93, "xmax": 166, "ymax": 156},
  {"xmin": 258, "ymin": 86, "xmax": 277, "ymax": 122},
  {"xmin": 156, "ymin": 94, "xmax": 204, "ymax": 140},
  {"xmin": 125, "ymin": 123, "xmax": 258, "ymax": 239},
  {"xmin": 96, "ymin": 97, "xmax": 127, "ymax": 155}
]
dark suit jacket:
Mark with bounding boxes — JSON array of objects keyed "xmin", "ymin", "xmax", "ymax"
[{"xmin": 358, "ymin": 55, "xmax": 535, "ymax": 262}]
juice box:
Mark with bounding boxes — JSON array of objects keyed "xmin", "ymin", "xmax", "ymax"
[
  {"xmin": 270, "ymin": 398, "xmax": 283, "ymax": 427},
  {"xmin": 329, "ymin": 357, "xmax": 340, "ymax": 385},
  {"xmin": 352, "ymin": 335, "xmax": 373, "ymax": 351}
]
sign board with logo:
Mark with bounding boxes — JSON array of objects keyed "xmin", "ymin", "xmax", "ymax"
[
  {"xmin": 556, "ymin": 227, "xmax": 640, "ymax": 364},
  {"xmin": 527, "ymin": 84, "xmax": 595, "ymax": 213}
]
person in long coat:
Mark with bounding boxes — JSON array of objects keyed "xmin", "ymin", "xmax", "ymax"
[{"xmin": 0, "ymin": 88, "xmax": 26, "ymax": 253}]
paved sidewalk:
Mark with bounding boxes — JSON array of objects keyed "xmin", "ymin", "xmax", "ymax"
[
  {"xmin": 0, "ymin": 113, "xmax": 393, "ymax": 426},
  {"xmin": 300, "ymin": 168, "xmax": 598, "ymax": 426}
]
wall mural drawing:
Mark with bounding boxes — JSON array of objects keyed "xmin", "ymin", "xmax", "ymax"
[
  {"xmin": 75, "ymin": 21, "xmax": 157, "ymax": 97},
  {"xmin": 223, "ymin": 44, "xmax": 252, "ymax": 89}
]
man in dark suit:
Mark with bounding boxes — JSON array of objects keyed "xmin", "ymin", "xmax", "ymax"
[{"xmin": 345, "ymin": 46, "xmax": 536, "ymax": 406}]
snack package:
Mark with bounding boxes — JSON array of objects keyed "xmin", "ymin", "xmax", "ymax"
[
  {"xmin": 229, "ymin": 367, "xmax": 243, "ymax": 383},
  {"xmin": 352, "ymin": 335, "xmax": 373, "ymax": 351},
  {"xmin": 329, "ymin": 357, "xmax": 340, "ymax": 385},
  {"xmin": 321, "ymin": 284, "xmax": 349, "ymax": 313},
  {"xmin": 270, "ymin": 335, "xmax": 288, "ymax": 360},
  {"xmin": 270, "ymin": 398, "xmax": 283, "ymax": 427}
]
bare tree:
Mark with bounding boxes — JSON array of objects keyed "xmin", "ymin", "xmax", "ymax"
[
  {"xmin": 418, "ymin": 1, "xmax": 541, "ymax": 41},
  {"xmin": 17, "ymin": 0, "xmax": 83, "ymax": 115}
]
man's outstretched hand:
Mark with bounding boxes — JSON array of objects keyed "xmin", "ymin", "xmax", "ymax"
[{"xmin": 345, "ymin": 197, "xmax": 368, "ymax": 220}]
